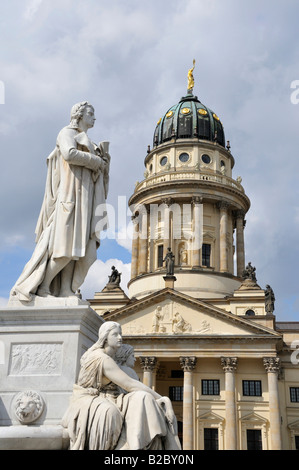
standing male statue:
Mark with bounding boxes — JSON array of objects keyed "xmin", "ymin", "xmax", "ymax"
[
  {"xmin": 10, "ymin": 101, "xmax": 110, "ymax": 302},
  {"xmin": 163, "ymin": 247, "xmax": 175, "ymax": 276}
]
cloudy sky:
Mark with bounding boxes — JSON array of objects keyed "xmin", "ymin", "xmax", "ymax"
[{"xmin": 0, "ymin": 0, "xmax": 299, "ymax": 321}]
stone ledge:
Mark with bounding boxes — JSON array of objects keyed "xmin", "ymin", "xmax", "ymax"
[{"xmin": 0, "ymin": 425, "xmax": 69, "ymax": 450}]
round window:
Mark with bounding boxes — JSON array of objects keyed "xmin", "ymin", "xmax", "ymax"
[
  {"xmin": 160, "ymin": 156, "xmax": 168, "ymax": 166},
  {"xmin": 245, "ymin": 309, "xmax": 255, "ymax": 316},
  {"xmin": 179, "ymin": 152, "xmax": 190, "ymax": 163},
  {"xmin": 201, "ymin": 154, "xmax": 211, "ymax": 164}
]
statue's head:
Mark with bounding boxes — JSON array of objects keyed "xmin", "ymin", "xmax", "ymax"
[
  {"xmin": 97, "ymin": 321, "xmax": 122, "ymax": 348},
  {"xmin": 115, "ymin": 343, "xmax": 135, "ymax": 366},
  {"xmin": 70, "ymin": 101, "xmax": 94, "ymax": 129}
]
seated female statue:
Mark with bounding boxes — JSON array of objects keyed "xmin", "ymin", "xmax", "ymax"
[{"xmin": 62, "ymin": 321, "xmax": 181, "ymax": 450}]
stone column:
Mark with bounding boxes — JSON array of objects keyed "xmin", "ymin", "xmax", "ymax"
[
  {"xmin": 138, "ymin": 206, "xmax": 148, "ymax": 275},
  {"xmin": 130, "ymin": 215, "xmax": 139, "ymax": 279},
  {"xmin": 191, "ymin": 196, "xmax": 202, "ymax": 267},
  {"xmin": 139, "ymin": 357, "xmax": 157, "ymax": 388},
  {"xmin": 217, "ymin": 201, "xmax": 230, "ymax": 272},
  {"xmin": 263, "ymin": 357, "xmax": 282, "ymax": 450},
  {"xmin": 162, "ymin": 198, "xmax": 172, "ymax": 255},
  {"xmin": 221, "ymin": 357, "xmax": 238, "ymax": 450},
  {"xmin": 180, "ymin": 356, "xmax": 197, "ymax": 450},
  {"xmin": 234, "ymin": 210, "xmax": 245, "ymax": 277}
]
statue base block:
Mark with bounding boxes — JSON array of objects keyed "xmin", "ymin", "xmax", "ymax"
[
  {"xmin": 163, "ymin": 275, "xmax": 177, "ymax": 289},
  {"xmin": 0, "ymin": 302, "xmax": 104, "ymax": 450}
]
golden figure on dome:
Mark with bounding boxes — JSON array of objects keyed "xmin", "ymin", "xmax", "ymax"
[{"xmin": 187, "ymin": 59, "xmax": 196, "ymax": 93}]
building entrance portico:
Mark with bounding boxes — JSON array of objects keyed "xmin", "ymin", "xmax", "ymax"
[{"xmin": 101, "ymin": 288, "xmax": 283, "ymax": 450}]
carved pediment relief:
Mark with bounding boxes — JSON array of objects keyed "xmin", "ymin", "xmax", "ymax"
[
  {"xmin": 120, "ymin": 299, "xmax": 215, "ymax": 336},
  {"xmin": 116, "ymin": 293, "xmax": 278, "ymax": 337},
  {"xmin": 105, "ymin": 289, "xmax": 281, "ymax": 340}
]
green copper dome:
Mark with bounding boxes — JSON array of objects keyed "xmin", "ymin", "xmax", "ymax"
[{"xmin": 153, "ymin": 93, "xmax": 225, "ymax": 148}]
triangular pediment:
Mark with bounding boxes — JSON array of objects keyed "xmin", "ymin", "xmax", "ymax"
[
  {"xmin": 104, "ymin": 288, "xmax": 281, "ymax": 339},
  {"xmin": 241, "ymin": 412, "xmax": 268, "ymax": 424},
  {"xmin": 198, "ymin": 411, "xmax": 224, "ymax": 423},
  {"xmin": 288, "ymin": 419, "xmax": 299, "ymax": 430}
]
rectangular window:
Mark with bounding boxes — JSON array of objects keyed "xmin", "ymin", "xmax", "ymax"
[
  {"xmin": 247, "ymin": 429, "xmax": 262, "ymax": 450},
  {"xmin": 202, "ymin": 379, "xmax": 220, "ymax": 396},
  {"xmin": 157, "ymin": 245, "xmax": 164, "ymax": 268},
  {"xmin": 295, "ymin": 435, "xmax": 299, "ymax": 450},
  {"xmin": 202, "ymin": 243, "xmax": 211, "ymax": 267},
  {"xmin": 243, "ymin": 380, "xmax": 262, "ymax": 397},
  {"xmin": 204, "ymin": 428, "xmax": 218, "ymax": 450},
  {"xmin": 290, "ymin": 387, "xmax": 299, "ymax": 403},
  {"xmin": 169, "ymin": 386, "xmax": 184, "ymax": 401}
]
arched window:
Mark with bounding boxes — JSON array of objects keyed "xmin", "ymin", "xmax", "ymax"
[{"xmin": 245, "ymin": 309, "xmax": 255, "ymax": 316}]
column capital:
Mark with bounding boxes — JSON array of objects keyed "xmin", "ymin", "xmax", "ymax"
[
  {"xmin": 263, "ymin": 357, "xmax": 281, "ymax": 373},
  {"xmin": 191, "ymin": 196, "xmax": 203, "ymax": 205},
  {"xmin": 217, "ymin": 200, "xmax": 230, "ymax": 212},
  {"xmin": 139, "ymin": 356, "xmax": 157, "ymax": 372},
  {"xmin": 221, "ymin": 356, "xmax": 238, "ymax": 372},
  {"xmin": 161, "ymin": 197, "xmax": 173, "ymax": 207},
  {"xmin": 180, "ymin": 356, "xmax": 197, "ymax": 372},
  {"xmin": 233, "ymin": 209, "xmax": 245, "ymax": 220}
]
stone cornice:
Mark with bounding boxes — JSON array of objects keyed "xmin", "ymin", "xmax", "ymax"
[
  {"xmin": 122, "ymin": 334, "xmax": 283, "ymax": 344},
  {"xmin": 127, "ymin": 268, "xmax": 241, "ymax": 288},
  {"xmin": 129, "ymin": 178, "xmax": 250, "ymax": 212}
]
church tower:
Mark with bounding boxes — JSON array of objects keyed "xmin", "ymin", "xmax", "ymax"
[
  {"xmin": 128, "ymin": 62, "xmax": 250, "ymax": 300},
  {"xmin": 91, "ymin": 65, "xmax": 299, "ymax": 451}
]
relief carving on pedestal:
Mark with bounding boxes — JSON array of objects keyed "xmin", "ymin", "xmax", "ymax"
[{"xmin": 9, "ymin": 343, "xmax": 63, "ymax": 375}]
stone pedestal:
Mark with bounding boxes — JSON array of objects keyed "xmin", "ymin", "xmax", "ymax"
[
  {"xmin": 89, "ymin": 285, "xmax": 130, "ymax": 316},
  {"xmin": 163, "ymin": 275, "xmax": 177, "ymax": 289},
  {"xmin": 0, "ymin": 298, "xmax": 103, "ymax": 450}
]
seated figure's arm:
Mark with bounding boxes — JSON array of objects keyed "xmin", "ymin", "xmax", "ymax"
[
  {"xmin": 102, "ymin": 355, "xmax": 161, "ymax": 400},
  {"xmin": 58, "ymin": 128, "xmax": 103, "ymax": 172}
]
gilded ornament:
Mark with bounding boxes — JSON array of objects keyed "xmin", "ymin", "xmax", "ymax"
[
  {"xmin": 166, "ymin": 111, "xmax": 173, "ymax": 118},
  {"xmin": 198, "ymin": 108, "xmax": 208, "ymax": 115},
  {"xmin": 181, "ymin": 107, "xmax": 191, "ymax": 115},
  {"xmin": 187, "ymin": 59, "xmax": 196, "ymax": 92},
  {"xmin": 213, "ymin": 113, "xmax": 220, "ymax": 121}
]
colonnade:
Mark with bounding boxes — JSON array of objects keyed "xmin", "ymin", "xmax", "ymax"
[
  {"xmin": 130, "ymin": 199, "xmax": 246, "ymax": 280},
  {"xmin": 139, "ymin": 355, "xmax": 282, "ymax": 450}
]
